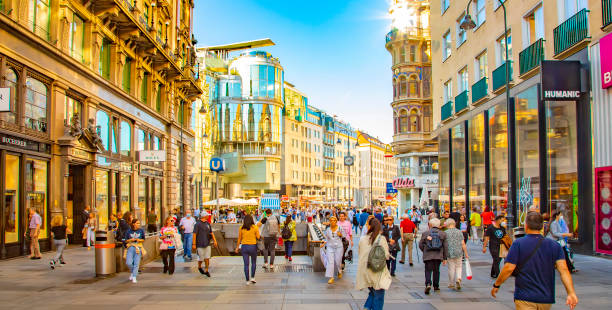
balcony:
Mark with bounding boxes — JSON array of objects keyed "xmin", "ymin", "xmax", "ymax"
[
  {"xmin": 454, "ymin": 91, "xmax": 468, "ymax": 113},
  {"xmin": 519, "ymin": 38, "xmax": 544, "ymax": 76},
  {"xmin": 441, "ymin": 101, "xmax": 453, "ymax": 121},
  {"xmin": 385, "ymin": 27, "xmax": 430, "ymax": 44},
  {"xmin": 471, "ymin": 77, "xmax": 488, "ymax": 104},
  {"xmin": 604, "ymin": 0, "xmax": 612, "ymax": 29},
  {"xmin": 492, "ymin": 61, "xmax": 513, "ymax": 92},
  {"xmin": 553, "ymin": 9, "xmax": 590, "ymax": 57}
]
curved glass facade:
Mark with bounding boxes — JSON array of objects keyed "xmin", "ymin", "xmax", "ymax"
[{"xmin": 216, "ymin": 102, "xmax": 282, "ymax": 143}]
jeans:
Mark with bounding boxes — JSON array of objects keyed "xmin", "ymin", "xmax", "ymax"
[
  {"xmin": 183, "ymin": 233, "xmax": 193, "ymax": 258},
  {"xmin": 386, "ymin": 249, "xmax": 398, "ymax": 275},
  {"xmin": 424, "ymin": 259, "xmax": 441, "ymax": 288},
  {"xmin": 285, "ymin": 241, "xmax": 294, "ymax": 258},
  {"xmin": 52, "ymin": 239, "xmax": 67, "ymax": 263},
  {"xmin": 241, "ymin": 244, "xmax": 257, "ymax": 281},
  {"xmin": 86, "ymin": 228, "xmax": 95, "ymax": 247},
  {"xmin": 447, "ymin": 257, "xmax": 463, "ymax": 284},
  {"xmin": 401, "ymin": 233, "xmax": 414, "ymax": 263},
  {"xmin": 490, "ymin": 251, "xmax": 502, "ymax": 278},
  {"xmin": 364, "ymin": 287, "xmax": 385, "ymax": 310},
  {"xmin": 471, "ymin": 226, "xmax": 480, "ymax": 242},
  {"xmin": 125, "ymin": 246, "xmax": 142, "ymax": 279},
  {"xmin": 161, "ymin": 249, "xmax": 176, "ymax": 274},
  {"xmin": 263, "ymin": 237, "xmax": 277, "ymax": 265}
]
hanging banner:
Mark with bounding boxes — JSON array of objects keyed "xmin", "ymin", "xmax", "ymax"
[{"xmin": 596, "ymin": 167, "xmax": 612, "ymax": 255}]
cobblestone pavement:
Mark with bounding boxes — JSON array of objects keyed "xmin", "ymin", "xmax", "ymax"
[{"xmin": 0, "ymin": 234, "xmax": 611, "ymax": 310}]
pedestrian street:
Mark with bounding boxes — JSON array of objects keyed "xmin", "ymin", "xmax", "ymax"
[{"xmin": 0, "ymin": 236, "xmax": 610, "ymax": 310}]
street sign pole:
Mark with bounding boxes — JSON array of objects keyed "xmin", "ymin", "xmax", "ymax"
[{"xmin": 215, "ymin": 171, "xmax": 219, "ymax": 221}]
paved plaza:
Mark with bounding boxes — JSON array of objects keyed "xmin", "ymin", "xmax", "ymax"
[{"xmin": 0, "ymin": 238, "xmax": 611, "ymax": 310}]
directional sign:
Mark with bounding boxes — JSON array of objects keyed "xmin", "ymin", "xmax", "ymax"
[
  {"xmin": 386, "ymin": 182, "xmax": 398, "ymax": 194},
  {"xmin": 209, "ymin": 157, "xmax": 225, "ymax": 172}
]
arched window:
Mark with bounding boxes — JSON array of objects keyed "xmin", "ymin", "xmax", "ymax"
[
  {"xmin": 392, "ymin": 78, "xmax": 397, "ymax": 98},
  {"xmin": 120, "ymin": 120, "xmax": 132, "ymax": 156},
  {"xmin": 4, "ymin": 68, "xmax": 18, "ymax": 124},
  {"xmin": 399, "ymin": 109, "xmax": 408, "ymax": 133},
  {"xmin": 25, "ymin": 77, "xmax": 48, "ymax": 132},
  {"xmin": 408, "ymin": 75, "xmax": 420, "ymax": 97},
  {"xmin": 399, "ymin": 76, "xmax": 407, "ymax": 98},
  {"xmin": 400, "ymin": 46, "xmax": 406, "ymax": 63},
  {"xmin": 96, "ymin": 110, "xmax": 110, "ymax": 151},
  {"xmin": 393, "ymin": 111, "xmax": 398, "ymax": 134},
  {"xmin": 409, "ymin": 108, "xmax": 420, "ymax": 132}
]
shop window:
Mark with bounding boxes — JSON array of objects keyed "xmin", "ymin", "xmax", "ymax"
[
  {"xmin": 137, "ymin": 129, "xmax": 146, "ymax": 151},
  {"xmin": 122, "ymin": 58, "xmax": 132, "ymax": 93},
  {"xmin": 154, "ymin": 179, "xmax": 162, "ymax": 225},
  {"xmin": 25, "ymin": 77, "xmax": 48, "ymax": 133},
  {"xmin": 120, "ymin": 174, "xmax": 131, "ymax": 215},
  {"xmin": 4, "ymin": 155, "xmax": 20, "ymax": 243},
  {"xmin": 28, "ymin": 0, "xmax": 50, "ymax": 40},
  {"xmin": 68, "ymin": 11, "xmax": 84, "ymax": 62},
  {"xmin": 64, "ymin": 96, "xmax": 81, "ymax": 124},
  {"xmin": 120, "ymin": 120, "xmax": 132, "ymax": 156},
  {"xmin": 99, "ymin": 39, "xmax": 111, "ymax": 80},
  {"xmin": 452, "ymin": 124, "xmax": 466, "ymax": 211},
  {"xmin": 516, "ymin": 86, "xmax": 540, "ymax": 222},
  {"xmin": 25, "ymin": 158, "xmax": 48, "ymax": 237},
  {"xmin": 137, "ymin": 177, "xmax": 146, "ymax": 224},
  {"xmin": 96, "ymin": 110, "xmax": 110, "ymax": 151},
  {"xmin": 111, "ymin": 117, "xmax": 119, "ymax": 153},
  {"xmin": 3, "ymin": 67, "xmax": 18, "ymax": 124},
  {"xmin": 546, "ymin": 100, "xmax": 578, "ymax": 236},
  {"xmin": 469, "ymin": 113, "xmax": 486, "ymax": 212},
  {"xmin": 95, "ymin": 169, "xmax": 109, "ymax": 231},
  {"xmin": 489, "ymin": 103, "xmax": 509, "ymax": 214}
]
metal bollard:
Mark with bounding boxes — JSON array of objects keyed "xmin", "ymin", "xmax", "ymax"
[{"xmin": 95, "ymin": 230, "xmax": 116, "ymax": 277}]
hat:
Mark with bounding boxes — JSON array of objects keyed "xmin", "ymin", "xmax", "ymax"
[{"xmin": 200, "ymin": 210, "xmax": 210, "ymax": 217}]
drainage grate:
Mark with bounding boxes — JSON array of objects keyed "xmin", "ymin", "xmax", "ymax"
[{"xmin": 266, "ymin": 264, "xmax": 313, "ymax": 272}]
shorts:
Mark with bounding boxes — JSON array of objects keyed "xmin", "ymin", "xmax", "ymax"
[{"xmin": 197, "ymin": 246, "xmax": 211, "ymax": 261}]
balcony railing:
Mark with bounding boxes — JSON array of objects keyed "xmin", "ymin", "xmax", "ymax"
[
  {"xmin": 553, "ymin": 9, "xmax": 589, "ymax": 56},
  {"xmin": 386, "ymin": 27, "xmax": 430, "ymax": 43},
  {"xmin": 604, "ymin": 0, "xmax": 612, "ymax": 28},
  {"xmin": 492, "ymin": 61, "xmax": 513, "ymax": 91},
  {"xmin": 472, "ymin": 77, "xmax": 488, "ymax": 103},
  {"xmin": 441, "ymin": 101, "xmax": 453, "ymax": 121},
  {"xmin": 455, "ymin": 91, "xmax": 468, "ymax": 113},
  {"xmin": 519, "ymin": 38, "xmax": 544, "ymax": 75}
]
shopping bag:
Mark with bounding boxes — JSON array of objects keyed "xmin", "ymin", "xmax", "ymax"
[
  {"xmin": 320, "ymin": 247, "xmax": 328, "ymax": 269},
  {"xmin": 465, "ymin": 258, "xmax": 473, "ymax": 280}
]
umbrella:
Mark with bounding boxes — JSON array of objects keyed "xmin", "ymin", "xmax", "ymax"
[{"xmin": 203, "ymin": 198, "xmax": 234, "ymax": 206}]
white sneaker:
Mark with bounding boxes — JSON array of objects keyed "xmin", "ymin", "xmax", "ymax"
[
  {"xmin": 129, "ymin": 275, "xmax": 133, "ymax": 281},
  {"xmin": 250, "ymin": 278, "xmax": 256, "ymax": 283},
  {"xmin": 132, "ymin": 277, "xmax": 137, "ymax": 283},
  {"xmin": 245, "ymin": 281, "xmax": 251, "ymax": 285},
  {"xmin": 263, "ymin": 263, "xmax": 269, "ymax": 269}
]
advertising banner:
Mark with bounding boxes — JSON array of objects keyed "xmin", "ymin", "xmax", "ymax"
[
  {"xmin": 600, "ymin": 33, "xmax": 612, "ymax": 89},
  {"xmin": 596, "ymin": 167, "xmax": 612, "ymax": 255}
]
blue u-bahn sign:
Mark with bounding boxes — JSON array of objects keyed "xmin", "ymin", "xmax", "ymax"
[{"xmin": 210, "ymin": 157, "xmax": 225, "ymax": 172}]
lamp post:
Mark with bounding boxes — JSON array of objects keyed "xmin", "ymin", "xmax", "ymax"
[
  {"xmin": 199, "ymin": 104, "xmax": 208, "ymax": 210},
  {"xmin": 461, "ymin": 0, "xmax": 516, "ymax": 232},
  {"xmin": 336, "ymin": 128, "xmax": 356, "ymax": 209}
]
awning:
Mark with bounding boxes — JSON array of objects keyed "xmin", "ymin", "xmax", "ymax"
[{"xmin": 260, "ymin": 197, "xmax": 281, "ymax": 209}]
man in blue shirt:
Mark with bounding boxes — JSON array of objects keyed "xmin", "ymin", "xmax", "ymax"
[
  {"xmin": 358, "ymin": 208, "xmax": 369, "ymax": 233},
  {"xmin": 491, "ymin": 212, "xmax": 578, "ymax": 310}
]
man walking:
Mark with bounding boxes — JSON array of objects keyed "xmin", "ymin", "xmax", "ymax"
[
  {"xmin": 399, "ymin": 214, "xmax": 417, "ymax": 266},
  {"xmin": 483, "ymin": 215, "xmax": 507, "ymax": 278},
  {"xmin": 179, "ymin": 210, "xmax": 196, "ymax": 261},
  {"xmin": 358, "ymin": 208, "xmax": 369, "ymax": 234},
  {"xmin": 28, "ymin": 208, "xmax": 42, "ymax": 259},
  {"xmin": 193, "ymin": 211, "xmax": 217, "ymax": 277},
  {"xmin": 419, "ymin": 218, "xmax": 447, "ymax": 294},
  {"xmin": 410, "ymin": 206, "xmax": 421, "ymax": 228},
  {"xmin": 259, "ymin": 209, "xmax": 280, "ymax": 269},
  {"xmin": 383, "ymin": 215, "xmax": 401, "ymax": 276},
  {"xmin": 491, "ymin": 212, "xmax": 578, "ymax": 310}
]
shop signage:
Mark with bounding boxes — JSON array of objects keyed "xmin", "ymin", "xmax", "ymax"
[
  {"xmin": 595, "ymin": 167, "xmax": 612, "ymax": 255},
  {"xmin": 0, "ymin": 87, "xmax": 10, "ymax": 112},
  {"xmin": 541, "ymin": 61, "xmax": 582, "ymax": 100},
  {"xmin": 393, "ymin": 177, "xmax": 415, "ymax": 189},
  {"xmin": 386, "ymin": 183, "xmax": 398, "ymax": 194},
  {"xmin": 138, "ymin": 150, "xmax": 166, "ymax": 162},
  {"xmin": 71, "ymin": 148, "xmax": 91, "ymax": 160},
  {"xmin": 210, "ymin": 157, "xmax": 225, "ymax": 172},
  {"xmin": 0, "ymin": 133, "xmax": 50, "ymax": 153},
  {"xmin": 140, "ymin": 167, "xmax": 164, "ymax": 178},
  {"xmin": 600, "ymin": 33, "xmax": 612, "ymax": 89}
]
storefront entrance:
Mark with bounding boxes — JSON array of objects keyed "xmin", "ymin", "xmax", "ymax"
[{"xmin": 68, "ymin": 165, "xmax": 87, "ymax": 244}]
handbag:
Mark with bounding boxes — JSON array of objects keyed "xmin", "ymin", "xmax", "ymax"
[
  {"xmin": 465, "ymin": 258, "xmax": 473, "ymax": 280},
  {"xmin": 512, "ymin": 237, "xmax": 544, "ymax": 277},
  {"xmin": 173, "ymin": 232, "xmax": 183, "ymax": 251}
]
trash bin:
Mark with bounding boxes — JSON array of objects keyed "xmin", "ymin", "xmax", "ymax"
[{"xmin": 95, "ymin": 230, "xmax": 116, "ymax": 277}]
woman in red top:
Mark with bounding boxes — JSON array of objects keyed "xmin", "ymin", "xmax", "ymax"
[{"xmin": 481, "ymin": 206, "xmax": 494, "ymax": 230}]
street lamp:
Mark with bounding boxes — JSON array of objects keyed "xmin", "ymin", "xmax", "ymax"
[
  {"xmin": 199, "ymin": 105, "xmax": 208, "ymax": 210},
  {"xmin": 461, "ymin": 0, "xmax": 516, "ymax": 233},
  {"xmin": 336, "ymin": 130, "xmax": 355, "ymax": 209}
]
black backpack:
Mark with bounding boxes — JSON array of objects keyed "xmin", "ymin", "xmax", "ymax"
[
  {"xmin": 426, "ymin": 230, "xmax": 443, "ymax": 251},
  {"xmin": 281, "ymin": 222, "xmax": 292, "ymax": 240}
]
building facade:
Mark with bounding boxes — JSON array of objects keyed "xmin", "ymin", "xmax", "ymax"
[
  {"xmin": 0, "ymin": 0, "xmax": 201, "ymax": 258},
  {"xmin": 430, "ymin": 0, "xmax": 608, "ymax": 254},
  {"xmin": 386, "ymin": 0, "xmax": 438, "ymax": 215},
  {"xmin": 357, "ymin": 132, "xmax": 397, "ymax": 208}
]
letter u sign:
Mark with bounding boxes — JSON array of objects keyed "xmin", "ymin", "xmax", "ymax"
[{"xmin": 210, "ymin": 158, "xmax": 225, "ymax": 172}]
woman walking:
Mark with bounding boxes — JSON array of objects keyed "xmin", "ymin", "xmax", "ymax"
[
  {"xmin": 85, "ymin": 212, "xmax": 97, "ymax": 250},
  {"xmin": 49, "ymin": 215, "xmax": 71, "ymax": 269},
  {"xmin": 281, "ymin": 215, "xmax": 297, "ymax": 262},
  {"xmin": 356, "ymin": 218, "xmax": 391, "ymax": 310},
  {"xmin": 236, "ymin": 214, "xmax": 260, "ymax": 285},
  {"xmin": 124, "ymin": 219, "xmax": 146, "ymax": 283},
  {"xmin": 459, "ymin": 214, "xmax": 469, "ymax": 244},
  {"xmin": 321, "ymin": 216, "xmax": 345, "ymax": 284},
  {"xmin": 160, "ymin": 217, "xmax": 179, "ymax": 274}
]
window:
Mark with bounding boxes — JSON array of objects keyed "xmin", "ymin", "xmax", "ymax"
[
  {"xmin": 561, "ymin": 0, "xmax": 587, "ymax": 20},
  {"xmin": 399, "ymin": 76, "xmax": 407, "ymax": 97},
  {"xmin": 122, "ymin": 58, "xmax": 132, "ymax": 93},
  {"xmin": 399, "ymin": 109, "xmax": 408, "ymax": 133},
  {"xmin": 4, "ymin": 154, "xmax": 19, "ymax": 243},
  {"xmin": 64, "ymin": 96, "xmax": 81, "ymax": 124},
  {"xmin": 442, "ymin": 31, "xmax": 451, "ymax": 60},
  {"xmin": 422, "ymin": 105, "xmax": 432, "ymax": 132},
  {"xmin": 137, "ymin": 129, "xmax": 145, "ymax": 151},
  {"xmin": 99, "ymin": 39, "xmax": 111, "ymax": 79},
  {"xmin": 409, "ymin": 109, "xmax": 420, "ymax": 132},
  {"xmin": 4, "ymin": 68, "xmax": 18, "ymax": 124},
  {"xmin": 144, "ymin": 2, "xmax": 151, "ymax": 26},
  {"xmin": 28, "ymin": 0, "xmax": 50, "ymax": 40},
  {"xmin": 156, "ymin": 84, "xmax": 162, "ymax": 113},
  {"xmin": 494, "ymin": 0, "xmax": 506, "ymax": 10},
  {"xmin": 475, "ymin": 52, "xmax": 488, "ymax": 80},
  {"xmin": 524, "ymin": 5, "xmax": 544, "ymax": 45},
  {"xmin": 111, "ymin": 117, "xmax": 119, "ymax": 153},
  {"xmin": 400, "ymin": 46, "xmax": 406, "ymax": 63},
  {"xmin": 497, "ymin": 33, "xmax": 512, "ymax": 65},
  {"xmin": 458, "ymin": 67, "xmax": 468, "ymax": 92},
  {"xmin": 410, "ymin": 45, "xmax": 416, "ymax": 62},
  {"xmin": 443, "ymin": 79, "xmax": 453, "ymax": 103},
  {"xmin": 141, "ymin": 73, "xmax": 149, "ymax": 104},
  {"xmin": 25, "ymin": 158, "xmax": 48, "ymax": 237},
  {"xmin": 96, "ymin": 110, "xmax": 110, "ymax": 151},
  {"xmin": 408, "ymin": 75, "xmax": 419, "ymax": 97},
  {"xmin": 25, "ymin": 77, "xmax": 48, "ymax": 132},
  {"xmin": 442, "ymin": 0, "xmax": 450, "ymax": 13},
  {"xmin": 68, "ymin": 11, "xmax": 84, "ymax": 62},
  {"xmin": 456, "ymin": 14, "xmax": 466, "ymax": 47},
  {"xmin": 474, "ymin": 0, "xmax": 486, "ymax": 27}
]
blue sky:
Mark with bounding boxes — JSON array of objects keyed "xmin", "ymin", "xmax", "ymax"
[{"xmin": 193, "ymin": 0, "xmax": 393, "ymax": 142}]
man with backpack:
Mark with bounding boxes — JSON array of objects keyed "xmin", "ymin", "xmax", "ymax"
[
  {"xmin": 419, "ymin": 218, "xmax": 448, "ymax": 295},
  {"xmin": 258, "ymin": 209, "xmax": 280, "ymax": 270}
]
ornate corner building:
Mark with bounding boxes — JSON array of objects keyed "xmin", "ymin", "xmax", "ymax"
[{"xmin": 386, "ymin": 0, "xmax": 438, "ymax": 214}]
